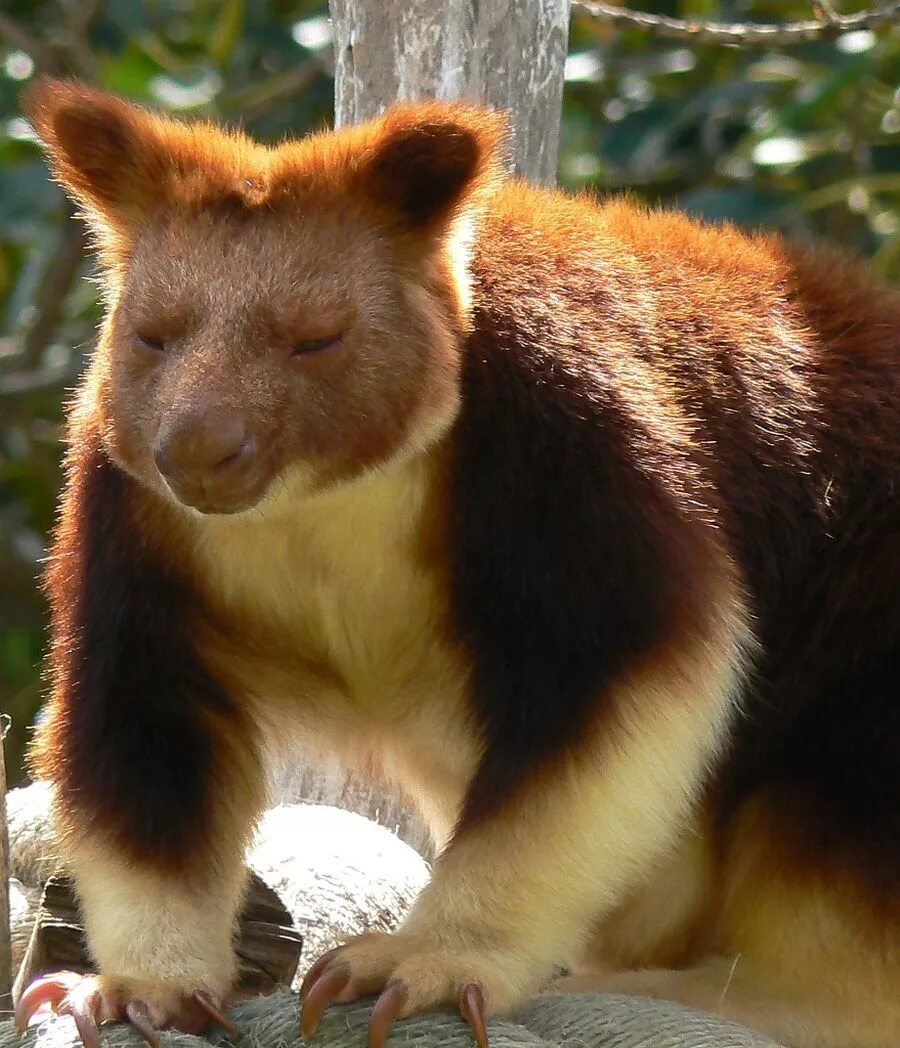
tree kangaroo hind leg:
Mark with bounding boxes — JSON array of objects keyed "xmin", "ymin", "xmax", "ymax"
[{"xmin": 552, "ymin": 778, "xmax": 900, "ymax": 1048}]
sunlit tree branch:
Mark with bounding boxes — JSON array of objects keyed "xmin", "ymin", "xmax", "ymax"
[{"xmin": 573, "ymin": 1, "xmax": 900, "ymax": 46}]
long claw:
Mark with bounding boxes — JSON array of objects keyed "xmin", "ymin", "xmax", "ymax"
[
  {"xmin": 459, "ymin": 983, "xmax": 489, "ymax": 1048},
  {"xmin": 192, "ymin": 989, "xmax": 239, "ymax": 1035},
  {"xmin": 70, "ymin": 996, "xmax": 102, "ymax": 1048},
  {"xmin": 125, "ymin": 1001, "xmax": 161, "ymax": 1048},
  {"xmin": 300, "ymin": 966, "xmax": 351, "ymax": 1039},
  {"xmin": 300, "ymin": 948, "xmax": 344, "ymax": 1001},
  {"xmin": 14, "ymin": 977, "xmax": 73, "ymax": 1032},
  {"xmin": 368, "ymin": 982, "xmax": 408, "ymax": 1048}
]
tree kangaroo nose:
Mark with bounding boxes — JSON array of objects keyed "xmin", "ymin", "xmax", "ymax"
[{"xmin": 154, "ymin": 411, "xmax": 254, "ymax": 488}]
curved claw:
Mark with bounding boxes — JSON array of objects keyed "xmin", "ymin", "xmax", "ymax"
[
  {"xmin": 14, "ymin": 976, "xmax": 75, "ymax": 1032},
  {"xmin": 192, "ymin": 989, "xmax": 238, "ymax": 1035},
  {"xmin": 300, "ymin": 966, "xmax": 351, "ymax": 1039},
  {"xmin": 69, "ymin": 994, "xmax": 102, "ymax": 1048},
  {"xmin": 368, "ymin": 982, "xmax": 408, "ymax": 1048},
  {"xmin": 125, "ymin": 1001, "xmax": 161, "ymax": 1048},
  {"xmin": 300, "ymin": 948, "xmax": 344, "ymax": 1001},
  {"xmin": 459, "ymin": 983, "xmax": 489, "ymax": 1048}
]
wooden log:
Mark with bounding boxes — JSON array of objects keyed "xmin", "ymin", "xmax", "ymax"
[
  {"xmin": 273, "ymin": 757, "xmax": 435, "ymax": 861},
  {"xmin": 329, "ymin": 0, "xmax": 572, "ymax": 185}
]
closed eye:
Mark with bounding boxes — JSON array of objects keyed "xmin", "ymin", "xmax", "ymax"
[
  {"xmin": 292, "ymin": 332, "xmax": 344, "ymax": 355},
  {"xmin": 135, "ymin": 332, "xmax": 166, "ymax": 352}
]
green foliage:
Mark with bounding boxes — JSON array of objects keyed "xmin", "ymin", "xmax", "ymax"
[
  {"xmin": 563, "ymin": 3, "xmax": 900, "ymax": 267},
  {"xmin": 0, "ymin": 1, "xmax": 897, "ymax": 783}
]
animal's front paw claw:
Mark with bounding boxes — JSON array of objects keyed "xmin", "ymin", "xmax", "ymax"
[
  {"xmin": 65, "ymin": 987, "xmax": 102, "ymax": 1048},
  {"xmin": 298, "ymin": 948, "xmax": 344, "ymax": 1001},
  {"xmin": 299, "ymin": 936, "xmax": 497, "ymax": 1048},
  {"xmin": 14, "ymin": 972, "xmax": 237, "ymax": 1045},
  {"xmin": 191, "ymin": 989, "xmax": 238, "ymax": 1035},
  {"xmin": 368, "ymin": 982, "xmax": 407, "ymax": 1048},
  {"xmin": 15, "ymin": 972, "xmax": 83, "ymax": 1033},
  {"xmin": 123, "ymin": 1001, "xmax": 160, "ymax": 1048},
  {"xmin": 458, "ymin": 983, "xmax": 489, "ymax": 1048},
  {"xmin": 300, "ymin": 966, "xmax": 352, "ymax": 1038}
]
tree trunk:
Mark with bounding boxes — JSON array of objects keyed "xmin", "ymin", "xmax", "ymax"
[{"xmin": 329, "ymin": 0, "xmax": 572, "ymax": 185}]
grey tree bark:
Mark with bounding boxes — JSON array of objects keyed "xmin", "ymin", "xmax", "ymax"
[{"xmin": 329, "ymin": 0, "xmax": 572, "ymax": 186}]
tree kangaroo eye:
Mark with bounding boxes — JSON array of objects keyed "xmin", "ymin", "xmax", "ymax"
[
  {"xmin": 292, "ymin": 332, "xmax": 344, "ymax": 355},
  {"xmin": 134, "ymin": 332, "xmax": 166, "ymax": 352}
]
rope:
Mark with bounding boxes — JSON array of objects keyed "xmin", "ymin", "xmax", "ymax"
[{"xmin": 1, "ymin": 990, "xmax": 782, "ymax": 1048}]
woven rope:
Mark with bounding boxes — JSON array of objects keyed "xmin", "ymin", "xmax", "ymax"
[{"xmin": 1, "ymin": 990, "xmax": 780, "ymax": 1048}]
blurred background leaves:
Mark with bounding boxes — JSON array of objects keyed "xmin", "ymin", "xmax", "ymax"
[{"xmin": 0, "ymin": 0, "xmax": 898, "ymax": 783}]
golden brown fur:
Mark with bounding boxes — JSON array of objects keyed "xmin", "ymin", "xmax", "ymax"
[{"xmin": 20, "ymin": 78, "xmax": 900, "ymax": 1048}]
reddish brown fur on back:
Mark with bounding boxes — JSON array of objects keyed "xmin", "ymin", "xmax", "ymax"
[{"xmin": 478, "ymin": 192, "xmax": 888, "ymax": 928}]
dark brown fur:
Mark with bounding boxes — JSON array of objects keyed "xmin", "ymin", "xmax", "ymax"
[
  {"xmin": 455, "ymin": 188, "xmax": 900, "ymax": 888},
  {"xmin": 37, "ymin": 430, "xmax": 254, "ymax": 871}
]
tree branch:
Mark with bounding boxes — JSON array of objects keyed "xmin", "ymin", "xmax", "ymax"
[
  {"xmin": 217, "ymin": 60, "xmax": 322, "ymax": 122},
  {"xmin": 572, "ymin": 1, "xmax": 900, "ymax": 46},
  {"xmin": 0, "ymin": 1, "xmax": 104, "ymax": 78},
  {"xmin": 0, "ymin": 359, "xmax": 83, "ymax": 405},
  {"xmin": 18, "ymin": 212, "xmax": 86, "ymax": 371}
]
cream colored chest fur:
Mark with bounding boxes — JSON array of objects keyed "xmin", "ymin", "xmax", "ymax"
[{"xmin": 190, "ymin": 457, "xmax": 478, "ymax": 836}]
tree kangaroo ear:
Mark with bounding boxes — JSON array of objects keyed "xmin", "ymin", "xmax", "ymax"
[
  {"xmin": 357, "ymin": 103, "xmax": 507, "ymax": 230},
  {"xmin": 22, "ymin": 78, "xmax": 171, "ymax": 226}
]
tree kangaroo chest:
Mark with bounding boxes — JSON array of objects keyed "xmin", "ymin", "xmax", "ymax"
[{"xmin": 189, "ymin": 461, "xmax": 477, "ymax": 824}]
